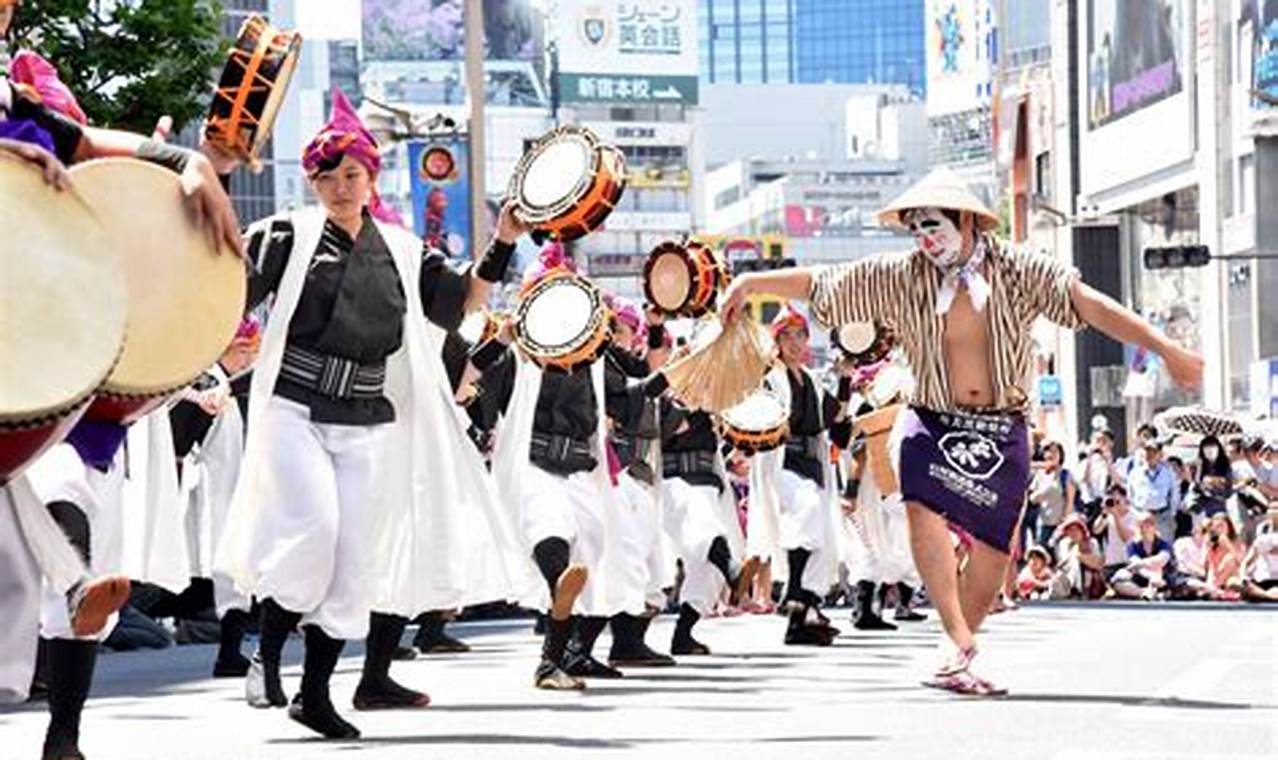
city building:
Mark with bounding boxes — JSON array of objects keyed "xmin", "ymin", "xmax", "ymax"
[
  {"xmin": 925, "ymin": 0, "xmax": 997, "ymax": 199},
  {"xmin": 699, "ymin": 0, "xmax": 926, "ymax": 96}
]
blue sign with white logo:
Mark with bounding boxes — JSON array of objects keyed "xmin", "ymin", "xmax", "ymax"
[{"xmin": 1037, "ymin": 375, "xmax": 1063, "ymax": 408}]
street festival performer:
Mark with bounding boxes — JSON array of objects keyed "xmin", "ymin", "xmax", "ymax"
[{"xmin": 719, "ymin": 167, "xmax": 1203, "ymax": 695}]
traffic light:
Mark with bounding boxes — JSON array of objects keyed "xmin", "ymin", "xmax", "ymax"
[{"xmin": 1143, "ymin": 245, "xmax": 1211, "ymax": 270}]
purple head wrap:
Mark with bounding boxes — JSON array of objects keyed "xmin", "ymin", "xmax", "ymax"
[{"xmin": 302, "ymin": 87, "xmax": 402, "ymax": 225}]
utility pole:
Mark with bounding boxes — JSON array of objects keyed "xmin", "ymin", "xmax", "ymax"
[{"xmin": 465, "ymin": 0, "xmax": 487, "ymax": 262}]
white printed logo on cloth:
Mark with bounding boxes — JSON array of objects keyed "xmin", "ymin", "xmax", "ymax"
[{"xmin": 937, "ymin": 431, "xmax": 1004, "ymax": 481}]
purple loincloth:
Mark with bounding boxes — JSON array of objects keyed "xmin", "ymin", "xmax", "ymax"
[
  {"xmin": 897, "ymin": 406, "xmax": 1030, "ymax": 553},
  {"xmin": 0, "ymin": 118, "xmax": 57, "ymax": 156}
]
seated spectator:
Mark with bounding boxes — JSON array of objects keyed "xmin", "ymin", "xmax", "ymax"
[
  {"xmin": 1174, "ymin": 521, "xmax": 1210, "ymax": 584},
  {"xmin": 1110, "ymin": 511, "xmax": 1174, "ymax": 601},
  {"xmin": 1241, "ymin": 507, "xmax": 1278, "ymax": 603},
  {"xmin": 1029, "ymin": 441, "xmax": 1076, "ymax": 548},
  {"xmin": 1186, "ymin": 435, "xmax": 1233, "ymax": 524},
  {"xmin": 1093, "ymin": 484, "xmax": 1139, "ymax": 583},
  {"xmin": 1201, "ymin": 512, "xmax": 1245, "ymax": 601},
  {"xmin": 1016, "ymin": 545, "xmax": 1058, "ymax": 600},
  {"xmin": 1053, "ymin": 514, "xmax": 1105, "ymax": 599}
]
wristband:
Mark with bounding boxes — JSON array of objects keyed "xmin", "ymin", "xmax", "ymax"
[
  {"xmin": 134, "ymin": 139, "xmax": 194, "ymax": 174},
  {"xmin": 469, "ymin": 338, "xmax": 507, "ymax": 371},
  {"xmin": 475, "ymin": 239, "xmax": 516, "ymax": 283},
  {"xmin": 647, "ymin": 323, "xmax": 667, "ymax": 350},
  {"xmin": 643, "ymin": 372, "xmax": 670, "ymax": 399}
]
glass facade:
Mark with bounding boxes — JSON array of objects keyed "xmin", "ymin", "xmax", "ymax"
[{"xmin": 701, "ymin": 0, "xmax": 924, "ymax": 96}]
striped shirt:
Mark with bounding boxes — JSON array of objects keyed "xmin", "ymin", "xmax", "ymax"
[{"xmin": 808, "ymin": 235, "xmax": 1085, "ymax": 413}]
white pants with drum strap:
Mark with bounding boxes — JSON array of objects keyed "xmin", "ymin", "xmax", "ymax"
[
  {"xmin": 249, "ymin": 397, "xmax": 387, "ymax": 640},
  {"xmin": 661, "ymin": 478, "xmax": 732, "ymax": 616}
]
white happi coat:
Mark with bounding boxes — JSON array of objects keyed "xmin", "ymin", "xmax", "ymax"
[
  {"xmin": 216, "ymin": 208, "xmax": 528, "ymax": 617},
  {"xmin": 747, "ymin": 365, "xmax": 840, "ymax": 593}
]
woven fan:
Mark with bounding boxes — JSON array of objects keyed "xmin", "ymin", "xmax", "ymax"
[
  {"xmin": 1153, "ymin": 406, "xmax": 1245, "ymax": 438},
  {"xmin": 662, "ymin": 317, "xmax": 777, "ymax": 412}
]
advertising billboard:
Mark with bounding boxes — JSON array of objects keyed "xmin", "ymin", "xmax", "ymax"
[
  {"xmin": 1240, "ymin": 1, "xmax": 1278, "ymax": 110},
  {"xmin": 556, "ymin": 0, "xmax": 699, "ymax": 105},
  {"xmin": 1077, "ymin": 0, "xmax": 1195, "ymax": 201},
  {"xmin": 924, "ymin": 0, "xmax": 996, "ymax": 117},
  {"xmin": 407, "ymin": 137, "xmax": 473, "ymax": 259},
  {"xmin": 363, "ymin": 0, "xmax": 542, "ymax": 62},
  {"xmin": 1086, "ymin": 0, "xmax": 1185, "ymax": 129}
]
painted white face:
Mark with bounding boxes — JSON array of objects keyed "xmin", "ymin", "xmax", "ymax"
[{"xmin": 905, "ymin": 207, "xmax": 964, "ymax": 269}]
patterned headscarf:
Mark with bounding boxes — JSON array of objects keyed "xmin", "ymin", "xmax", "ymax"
[
  {"xmin": 9, "ymin": 51, "xmax": 88, "ymax": 126},
  {"xmin": 770, "ymin": 303, "xmax": 810, "ymax": 341},
  {"xmin": 604, "ymin": 293, "xmax": 647, "ymax": 350},
  {"xmin": 520, "ymin": 240, "xmax": 576, "ymax": 289},
  {"xmin": 232, "ymin": 314, "xmax": 261, "ymax": 350},
  {"xmin": 302, "ymin": 87, "xmax": 402, "ymax": 225}
]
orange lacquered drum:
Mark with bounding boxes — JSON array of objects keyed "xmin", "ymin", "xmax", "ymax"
[
  {"xmin": 509, "ymin": 126, "xmax": 625, "ymax": 242},
  {"xmin": 832, "ymin": 321, "xmax": 895, "ymax": 366},
  {"xmin": 513, "ymin": 271, "xmax": 612, "ymax": 373},
  {"xmin": 69, "ymin": 159, "xmax": 247, "ymax": 425},
  {"xmin": 718, "ymin": 389, "xmax": 789, "ymax": 455},
  {"xmin": 205, "ymin": 14, "xmax": 301, "ymax": 171},
  {"xmin": 644, "ymin": 240, "xmax": 728, "ymax": 318},
  {"xmin": 0, "ymin": 155, "xmax": 128, "ymax": 482}
]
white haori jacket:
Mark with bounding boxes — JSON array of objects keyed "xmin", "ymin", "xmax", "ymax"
[
  {"xmin": 178, "ymin": 363, "xmax": 244, "ymax": 580},
  {"xmin": 490, "ymin": 355, "xmax": 638, "ymax": 615},
  {"xmin": 746, "ymin": 365, "xmax": 840, "ymax": 587},
  {"xmin": 216, "ymin": 208, "xmax": 528, "ymax": 616}
]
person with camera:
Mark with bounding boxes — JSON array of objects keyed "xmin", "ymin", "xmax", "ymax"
[
  {"xmin": 1241, "ymin": 506, "xmax": 1278, "ymax": 603},
  {"xmin": 1078, "ymin": 429, "xmax": 1120, "ymax": 521},
  {"xmin": 1198, "ymin": 513, "xmax": 1245, "ymax": 601},
  {"xmin": 1092, "ymin": 484, "xmax": 1139, "ymax": 587}
]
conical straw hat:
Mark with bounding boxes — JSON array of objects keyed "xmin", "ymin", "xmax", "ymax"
[{"xmin": 877, "ymin": 166, "xmax": 999, "ymax": 231}]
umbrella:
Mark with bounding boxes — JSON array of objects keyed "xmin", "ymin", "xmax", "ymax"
[{"xmin": 1153, "ymin": 407, "xmax": 1245, "ymax": 439}]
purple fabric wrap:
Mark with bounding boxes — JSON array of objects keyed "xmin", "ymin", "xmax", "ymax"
[
  {"xmin": 65, "ymin": 419, "xmax": 128, "ymax": 470},
  {"xmin": 897, "ymin": 406, "xmax": 1030, "ymax": 553},
  {"xmin": 0, "ymin": 118, "xmax": 56, "ymax": 155}
]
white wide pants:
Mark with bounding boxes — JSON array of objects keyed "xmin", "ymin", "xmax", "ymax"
[
  {"xmin": 661, "ymin": 478, "xmax": 730, "ymax": 615},
  {"xmin": 250, "ymin": 398, "xmax": 386, "ymax": 640}
]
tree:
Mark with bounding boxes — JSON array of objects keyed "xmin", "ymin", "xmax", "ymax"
[{"xmin": 10, "ymin": 0, "xmax": 225, "ymax": 135}]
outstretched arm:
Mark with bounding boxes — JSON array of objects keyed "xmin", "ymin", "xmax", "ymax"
[
  {"xmin": 1068, "ymin": 279, "xmax": 1203, "ymax": 389},
  {"xmin": 719, "ymin": 269, "xmax": 815, "ymax": 323}
]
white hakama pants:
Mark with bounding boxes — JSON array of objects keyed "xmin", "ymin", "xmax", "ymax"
[
  {"xmin": 616, "ymin": 472, "xmax": 671, "ymax": 611},
  {"xmin": 776, "ymin": 469, "xmax": 836, "ymax": 593},
  {"xmin": 661, "ymin": 478, "xmax": 730, "ymax": 615},
  {"xmin": 846, "ymin": 473, "xmax": 919, "ymax": 586},
  {"xmin": 250, "ymin": 398, "xmax": 386, "ymax": 640},
  {"xmin": 0, "ymin": 485, "xmax": 42, "ymax": 703},
  {"xmin": 520, "ymin": 464, "xmax": 616, "ymax": 615}
]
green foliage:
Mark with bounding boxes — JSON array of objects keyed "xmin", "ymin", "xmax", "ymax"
[{"xmin": 10, "ymin": 0, "xmax": 226, "ymax": 134}]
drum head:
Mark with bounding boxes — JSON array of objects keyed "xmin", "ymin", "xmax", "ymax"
[
  {"xmin": 0, "ymin": 155, "xmax": 128, "ymax": 425},
  {"xmin": 251, "ymin": 31, "xmax": 300, "ymax": 160},
  {"xmin": 720, "ymin": 390, "xmax": 788, "ymax": 432},
  {"xmin": 69, "ymin": 159, "xmax": 246, "ymax": 396},
  {"xmin": 646, "ymin": 249, "xmax": 693, "ymax": 312},
  {"xmin": 518, "ymin": 134, "xmax": 593, "ymax": 213},
  {"xmin": 519, "ymin": 275, "xmax": 596, "ymax": 354},
  {"xmin": 836, "ymin": 322, "xmax": 876, "ymax": 354}
]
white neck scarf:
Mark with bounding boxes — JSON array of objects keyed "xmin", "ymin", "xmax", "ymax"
[{"xmin": 934, "ymin": 236, "xmax": 991, "ymax": 316}]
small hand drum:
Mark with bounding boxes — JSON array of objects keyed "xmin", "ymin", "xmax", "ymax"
[
  {"xmin": 513, "ymin": 271, "xmax": 612, "ymax": 373},
  {"xmin": 0, "ymin": 155, "xmax": 128, "ymax": 482},
  {"xmin": 644, "ymin": 240, "xmax": 727, "ymax": 318},
  {"xmin": 831, "ymin": 321, "xmax": 895, "ymax": 367},
  {"xmin": 205, "ymin": 14, "xmax": 301, "ymax": 171},
  {"xmin": 509, "ymin": 125, "xmax": 625, "ymax": 242},
  {"xmin": 718, "ymin": 389, "xmax": 790, "ymax": 455},
  {"xmin": 69, "ymin": 159, "xmax": 247, "ymax": 424}
]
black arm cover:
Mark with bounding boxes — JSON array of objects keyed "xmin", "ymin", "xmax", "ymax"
[
  {"xmin": 475, "ymin": 239, "xmax": 516, "ymax": 283},
  {"xmin": 134, "ymin": 139, "xmax": 194, "ymax": 174},
  {"xmin": 646, "ymin": 323, "xmax": 667, "ymax": 351}
]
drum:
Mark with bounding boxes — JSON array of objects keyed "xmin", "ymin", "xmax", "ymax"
[
  {"xmin": 205, "ymin": 14, "xmax": 301, "ymax": 171},
  {"xmin": 865, "ymin": 364, "xmax": 911, "ymax": 408},
  {"xmin": 69, "ymin": 159, "xmax": 247, "ymax": 424},
  {"xmin": 0, "ymin": 154, "xmax": 128, "ymax": 482},
  {"xmin": 513, "ymin": 271, "xmax": 611, "ymax": 373},
  {"xmin": 832, "ymin": 321, "xmax": 894, "ymax": 366},
  {"xmin": 718, "ymin": 389, "xmax": 789, "ymax": 455},
  {"xmin": 508, "ymin": 125, "xmax": 625, "ymax": 242},
  {"xmin": 644, "ymin": 240, "xmax": 726, "ymax": 318}
]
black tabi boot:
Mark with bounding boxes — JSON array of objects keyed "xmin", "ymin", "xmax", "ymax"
[
  {"xmin": 535, "ymin": 616, "xmax": 585, "ymax": 690},
  {"xmin": 412, "ymin": 611, "xmax": 470, "ymax": 654},
  {"xmin": 28, "ymin": 638, "xmax": 50, "ymax": 703},
  {"xmin": 41, "ymin": 639, "xmax": 96, "ymax": 760},
  {"xmin": 353, "ymin": 613, "xmax": 430, "ymax": 711},
  {"xmin": 288, "ymin": 625, "xmax": 360, "ymax": 740},
  {"xmin": 782, "ymin": 549, "xmax": 839, "ymax": 645},
  {"xmin": 894, "ymin": 583, "xmax": 928, "ymax": 622},
  {"xmin": 212, "ymin": 608, "xmax": 252, "ymax": 678},
  {"xmin": 562, "ymin": 616, "xmax": 623, "ymax": 678},
  {"xmin": 852, "ymin": 580, "xmax": 897, "ymax": 631},
  {"xmin": 608, "ymin": 614, "xmax": 676, "ymax": 667},
  {"xmin": 670, "ymin": 603, "xmax": 710, "ymax": 655},
  {"xmin": 248, "ymin": 598, "xmax": 301, "ymax": 708}
]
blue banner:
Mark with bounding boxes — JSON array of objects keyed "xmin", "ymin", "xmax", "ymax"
[{"xmin": 408, "ymin": 136, "xmax": 472, "ymax": 259}]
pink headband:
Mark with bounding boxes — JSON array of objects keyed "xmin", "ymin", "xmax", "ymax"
[{"xmin": 9, "ymin": 51, "xmax": 87, "ymax": 126}]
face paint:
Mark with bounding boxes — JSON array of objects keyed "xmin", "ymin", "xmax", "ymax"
[{"xmin": 905, "ymin": 207, "xmax": 964, "ymax": 270}]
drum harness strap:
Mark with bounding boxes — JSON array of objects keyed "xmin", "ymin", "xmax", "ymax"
[
  {"xmin": 613, "ymin": 432, "xmax": 657, "ymax": 485},
  {"xmin": 661, "ymin": 450, "xmax": 718, "ymax": 481},
  {"xmin": 280, "ymin": 344, "xmax": 386, "ymax": 399},
  {"xmin": 529, "ymin": 432, "xmax": 597, "ymax": 475}
]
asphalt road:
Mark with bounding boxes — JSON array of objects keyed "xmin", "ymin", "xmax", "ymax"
[{"xmin": 2, "ymin": 602, "xmax": 1275, "ymax": 760}]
